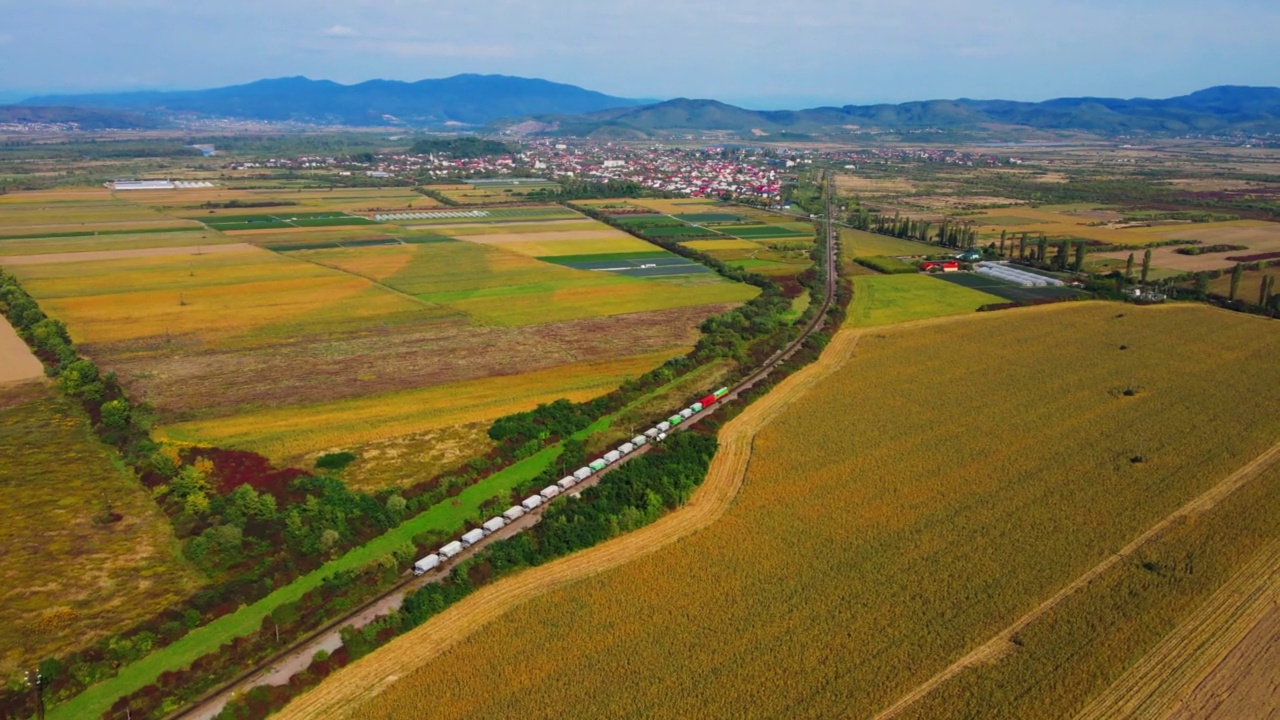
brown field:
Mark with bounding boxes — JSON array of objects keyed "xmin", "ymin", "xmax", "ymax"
[
  {"xmin": 1205, "ymin": 268, "xmax": 1277, "ymax": 301},
  {"xmin": 835, "ymin": 174, "xmax": 918, "ymax": 195},
  {"xmin": 0, "ymin": 316, "xmax": 44, "ymax": 384},
  {"xmin": 281, "ymin": 303, "xmax": 1280, "ymax": 720},
  {"xmin": 117, "ymin": 186, "xmax": 439, "ymax": 213},
  {"xmin": 0, "ymin": 382, "xmax": 204, "ymax": 677},
  {"xmin": 1164, "ymin": 602, "xmax": 1280, "ymax": 720}
]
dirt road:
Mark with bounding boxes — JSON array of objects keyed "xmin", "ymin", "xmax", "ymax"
[
  {"xmin": 872, "ymin": 441, "xmax": 1280, "ymax": 720},
  {"xmin": 1073, "ymin": 539, "xmax": 1280, "ymax": 720},
  {"xmin": 0, "ymin": 314, "xmax": 43, "ymax": 384},
  {"xmin": 274, "ymin": 329, "xmax": 863, "ymax": 720},
  {"xmin": 0, "ymin": 242, "xmax": 255, "ymax": 266}
]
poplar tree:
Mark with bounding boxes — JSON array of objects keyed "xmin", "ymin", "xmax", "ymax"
[
  {"xmin": 1125, "ymin": 252, "xmax": 1135, "ymax": 278},
  {"xmin": 1229, "ymin": 263, "xmax": 1243, "ymax": 300},
  {"xmin": 1141, "ymin": 249, "xmax": 1152, "ymax": 284},
  {"xmin": 1074, "ymin": 242, "xmax": 1086, "ymax": 272}
]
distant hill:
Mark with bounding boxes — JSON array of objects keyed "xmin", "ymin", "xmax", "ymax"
[
  {"xmin": 495, "ymin": 86, "xmax": 1280, "ymax": 138},
  {"xmin": 21, "ymin": 75, "xmax": 648, "ymax": 127},
  {"xmin": 0, "ymin": 105, "xmax": 164, "ymax": 130}
]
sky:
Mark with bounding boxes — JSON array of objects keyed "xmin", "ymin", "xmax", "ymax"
[{"xmin": 1, "ymin": 0, "xmax": 1278, "ymax": 109}]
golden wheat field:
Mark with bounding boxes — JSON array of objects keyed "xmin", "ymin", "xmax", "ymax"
[{"xmin": 296, "ymin": 303, "xmax": 1279, "ymax": 720}]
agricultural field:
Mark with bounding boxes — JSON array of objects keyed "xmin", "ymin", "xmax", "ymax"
[
  {"xmin": 1096, "ymin": 220, "xmax": 1280, "ymax": 273},
  {"xmin": 375, "ymin": 205, "xmax": 580, "ymax": 226},
  {"xmin": 934, "ymin": 271, "xmax": 1085, "ymax": 304},
  {"xmin": 0, "ymin": 229, "xmax": 239, "ymax": 257},
  {"xmin": 2, "ymin": 192, "xmax": 757, "ymax": 474},
  {"xmin": 0, "ymin": 381, "xmax": 204, "ymax": 676},
  {"xmin": 0, "ymin": 187, "xmax": 202, "ymax": 236},
  {"xmin": 319, "ymin": 303, "xmax": 1280, "ymax": 720},
  {"xmin": 840, "ymin": 227, "xmax": 936, "ymax": 259},
  {"xmin": 431, "ymin": 180, "xmax": 561, "ymax": 204},
  {"xmin": 121, "ymin": 186, "xmax": 439, "ymax": 214},
  {"xmin": 848, "ymin": 274, "xmax": 1005, "ymax": 326}
]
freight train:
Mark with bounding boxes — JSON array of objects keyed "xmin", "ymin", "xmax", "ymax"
[{"xmin": 412, "ymin": 387, "xmax": 729, "ymax": 575}]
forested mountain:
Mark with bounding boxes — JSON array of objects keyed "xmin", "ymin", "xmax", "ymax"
[
  {"xmin": 0, "ymin": 105, "xmax": 165, "ymax": 129},
  {"xmin": 20, "ymin": 75, "xmax": 647, "ymax": 126},
  {"xmin": 496, "ymin": 86, "xmax": 1280, "ymax": 138}
]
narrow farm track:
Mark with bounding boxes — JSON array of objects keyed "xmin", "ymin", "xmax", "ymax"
[
  {"xmin": 276, "ymin": 328, "xmax": 864, "ymax": 720},
  {"xmin": 872, "ymin": 441, "xmax": 1280, "ymax": 720},
  {"xmin": 1071, "ymin": 539, "xmax": 1280, "ymax": 720}
]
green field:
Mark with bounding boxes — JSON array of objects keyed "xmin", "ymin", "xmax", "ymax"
[
  {"xmin": 720, "ymin": 224, "xmax": 813, "ymax": 239},
  {"xmin": 672, "ymin": 213, "xmax": 747, "ymax": 223},
  {"xmin": 640, "ymin": 225, "xmax": 726, "ymax": 238},
  {"xmin": 849, "ymin": 274, "xmax": 1005, "ymax": 326},
  {"xmin": 841, "ymin": 227, "xmax": 937, "ymax": 258}
]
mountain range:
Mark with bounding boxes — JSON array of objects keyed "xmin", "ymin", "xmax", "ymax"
[
  {"xmin": 12, "ymin": 75, "xmax": 1280, "ymax": 138},
  {"xmin": 20, "ymin": 75, "xmax": 647, "ymax": 127}
]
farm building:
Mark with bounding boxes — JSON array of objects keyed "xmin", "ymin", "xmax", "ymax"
[{"xmin": 920, "ymin": 260, "xmax": 960, "ymax": 272}]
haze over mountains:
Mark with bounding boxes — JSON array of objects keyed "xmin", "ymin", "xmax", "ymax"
[{"xmin": 12, "ymin": 74, "xmax": 1280, "ymax": 138}]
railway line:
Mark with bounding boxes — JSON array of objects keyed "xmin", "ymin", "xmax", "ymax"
[{"xmin": 169, "ymin": 178, "xmax": 840, "ymax": 720}]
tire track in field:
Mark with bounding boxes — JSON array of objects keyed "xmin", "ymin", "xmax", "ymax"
[
  {"xmin": 1071, "ymin": 539, "xmax": 1280, "ymax": 720},
  {"xmin": 872, "ymin": 441, "xmax": 1280, "ymax": 720},
  {"xmin": 276, "ymin": 329, "xmax": 864, "ymax": 720}
]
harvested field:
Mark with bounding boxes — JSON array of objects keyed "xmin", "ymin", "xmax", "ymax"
[
  {"xmin": 1164, "ymin": 602, "xmax": 1280, "ymax": 720},
  {"xmin": 0, "ymin": 316, "xmax": 44, "ymax": 384},
  {"xmin": 0, "ymin": 383, "xmax": 204, "ymax": 678},
  {"xmin": 0, "ymin": 242, "xmax": 255, "ymax": 266},
  {"xmin": 835, "ymin": 174, "xmax": 918, "ymax": 195},
  {"xmin": 680, "ymin": 239, "xmax": 763, "ymax": 252},
  {"xmin": 284, "ymin": 304, "xmax": 1280, "ymax": 720},
  {"xmin": 160, "ymin": 349, "xmax": 685, "ymax": 465},
  {"xmin": 458, "ymin": 228, "xmax": 657, "ymax": 257}
]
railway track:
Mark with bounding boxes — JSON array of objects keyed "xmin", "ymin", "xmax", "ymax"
[{"xmin": 168, "ymin": 179, "xmax": 841, "ymax": 720}]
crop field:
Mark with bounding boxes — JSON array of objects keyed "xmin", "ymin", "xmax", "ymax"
[
  {"xmin": 718, "ymin": 224, "xmax": 812, "ymax": 239},
  {"xmin": 455, "ymin": 227, "xmax": 658, "ymax": 258},
  {"xmin": 934, "ymin": 272, "xmax": 1086, "ymax": 303},
  {"xmin": 432, "ymin": 181, "xmax": 561, "ymax": 205},
  {"xmin": 680, "ymin": 238, "xmax": 764, "ymax": 252},
  {"xmin": 317, "ymin": 303, "xmax": 1280, "ymax": 720},
  {"xmin": 1097, "ymin": 220, "xmax": 1280, "ymax": 272},
  {"xmin": 840, "ymin": 227, "xmax": 936, "ymax": 258},
  {"xmin": 0, "ymin": 316, "xmax": 43, "ymax": 384},
  {"xmin": 382, "ymin": 206, "xmax": 580, "ymax": 225},
  {"xmin": 0, "ymin": 229, "xmax": 238, "ymax": 256},
  {"xmin": 121, "ymin": 186, "xmax": 438, "ymax": 213},
  {"xmin": 0, "ymin": 188, "xmax": 203, "ymax": 236},
  {"xmin": 849, "ymin": 274, "xmax": 1005, "ymax": 326},
  {"xmin": 160, "ymin": 350, "xmax": 681, "ymax": 466},
  {"xmin": 0, "ymin": 382, "xmax": 204, "ymax": 677},
  {"xmin": 628, "ymin": 198, "xmax": 724, "ymax": 214}
]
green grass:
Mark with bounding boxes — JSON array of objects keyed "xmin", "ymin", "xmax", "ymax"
[
  {"xmin": 840, "ymin": 228, "xmax": 937, "ymax": 258},
  {"xmin": 641, "ymin": 226, "xmax": 725, "ymax": 238},
  {"xmin": 855, "ymin": 255, "xmax": 920, "ymax": 274},
  {"xmin": 848, "ymin": 274, "xmax": 1006, "ymax": 327},
  {"xmin": 672, "ymin": 213, "xmax": 747, "ymax": 223},
  {"xmin": 721, "ymin": 225, "xmax": 812, "ymax": 239}
]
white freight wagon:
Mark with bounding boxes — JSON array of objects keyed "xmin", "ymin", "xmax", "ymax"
[
  {"xmin": 644, "ymin": 428, "xmax": 660, "ymax": 440},
  {"xmin": 521, "ymin": 495, "xmax": 544, "ymax": 511},
  {"xmin": 573, "ymin": 467, "xmax": 593, "ymax": 481},
  {"xmin": 657, "ymin": 421, "xmax": 672, "ymax": 432},
  {"xmin": 413, "ymin": 554, "xmax": 440, "ymax": 576},
  {"xmin": 631, "ymin": 435, "xmax": 647, "ymax": 447},
  {"xmin": 656, "ymin": 432, "xmax": 668, "ymax": 442},
  {"xmin": 619, "ymin": 442, "xmax": 636, "ymax": 455},
  {"xmin": 482, "ymin": 517, "xmax": 506, "ymax": 535},
  {"xmin": 502, "ymin": 506, "xmax": 526, "ymax": 522},
  {"xmin": 439, "ymin": 540, "xmax": 464, "ymax": 560},
  {"xmin": 540, "ymin": 485, "xmax": 562, "ymax": 500},
  {"xmin": 603, "ymin": 449, "xmax": 622, "ymax": 464},
  {"xmin": 557, "ymin": 477, "xmax": 577, "ymax": 491},
  {"xmin": 679, "ymin": 408, "xmax": 694, "ymax": 419},
  {"xmin": 460, "ymin": 528, "xmax": 485, "ymax": 548}
]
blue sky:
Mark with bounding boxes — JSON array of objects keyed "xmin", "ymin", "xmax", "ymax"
[{"xmin": 1, "ymin": 0, "xmax": 1277, "ymax": 108}]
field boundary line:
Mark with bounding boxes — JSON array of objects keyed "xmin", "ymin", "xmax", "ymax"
[
  {"xmin": 1071, "ymin": 539, "xmax": 1280, "ymax": 720},
  {"xmin": 274, "ymin": 328, "xmax": 863, "ymax": 720},
  {"xmin": 872, "ymin": 440, "xmax": 1280, "ymax": 720}
]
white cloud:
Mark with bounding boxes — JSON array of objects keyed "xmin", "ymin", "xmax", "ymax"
[{"xmin": 323, "ymin": 24, "xmax": 356, "ymax": 37}]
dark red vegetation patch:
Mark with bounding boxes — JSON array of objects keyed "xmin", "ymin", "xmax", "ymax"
[{"xmin": 184, "ymin": 447, "xmax": 309, "ymax": 500}]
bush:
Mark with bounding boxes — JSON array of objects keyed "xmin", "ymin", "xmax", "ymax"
[
  {"xmin": 855, "ymin": 256, "xmax": 919, "ymax": 274},
  {"xmin": 314, "ymin": 452, "xmax": 357, "ymax": 471}
]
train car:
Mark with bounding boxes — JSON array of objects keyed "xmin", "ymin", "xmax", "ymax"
[
  {"xmin": 714, "ymin": 387, "xmax": 729, "ymax": 399},
  {"xmin": 631, "ymin": 435, "xmax": 647, "ymax": 447},
  {"xmin": 482, "ymin": 517, "xmax": 506, "ymax": 535},
  {"xmin": 668, "ymin": 415, "xmax": 683, "ymax": 426},
  {"xmin": 679, "ymin": 408, "xmax": 694, "ymax": 420},
  {"xmin": 656, "ymin": 432, "xmax": 668, "ymax": 442},
  {"xmin": 619, "ymin": 442, "xmax": 636, "ymax": 455},
  {"xmin": 603, "ymin": 449, "xmax": 622, "ymax": 464},
  {"xmin": 460, "ymin": 528, "xmax": 485, "ymax": 548},
  {"xmin": 644, "ymin": 428, "xmax": 661, "ymax": 439},
  {"xmin": 657, "ymin": 421, "xmax": 672, "ymax": 432},
  {"xmin": 540, "ymin": 485, "xmax": 562, "ymax": 500},
  {"xmin": 520, "ymin": 495, "xmax": 544, "ymax": 511},
  {"xmin": 413, "ymin": 554, "xmax": 440, "ymax": 576},
  {"xmin": 502, "ymin": 506, "xmax": 526, "ymax": 522},
  {"xmin": 439, "ymin": 540, "xmax": 464, "ymax": 560},
  {"xmin": 557, "ymin": 477, "xmax": 577, "ymax": 491},
  {"xmin": 699, "ymin": 393, "xmax": 717, "ymax": 407},
  {"xmin": 691, "ymin": 401, "xmax": 704, "ymax": 413},
  {"xmin": 573, "ymin": 466, "xmax": 592, "ymax": 481},
  {"xmin": 589, "ymin": 458, "xmax": 608, "ymax": 472}
]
